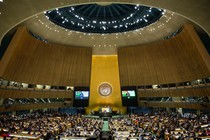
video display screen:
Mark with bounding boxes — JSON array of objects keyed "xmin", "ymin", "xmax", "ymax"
[
  {"xmin": 73, "ymin": 87, "xmax": 89, "ymax": 107},
  {"xmin": 75, "ymin": 91, "xmax": 89, "ymax": 100},
  {"xmin": 121, "ymin": 87, "xmax": 138, "ymax": 107},
  {"xmin": 121, "ymin": 90, "xmax": 136, "ymax": 99}
]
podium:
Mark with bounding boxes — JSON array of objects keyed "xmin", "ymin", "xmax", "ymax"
[{"xmin": 92, "ymin": 106, "xmax": 118, "ymax": 117}]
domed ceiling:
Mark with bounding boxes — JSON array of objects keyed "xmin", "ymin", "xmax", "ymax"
[
  {"xmin": 2, "ymin": 1, "xmax": 205, "ymax": 55},
  {"xmin": 21, "ymin": 3, "xmax": 189, "ymax": 55},
  {"xmin": 45, "ymin": 4, "xmax": 164, "ymax": 34}
]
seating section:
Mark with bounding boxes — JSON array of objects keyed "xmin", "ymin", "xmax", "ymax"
[
  {"xmin": 109, "ymin": 111, "xmax": 210, "ymax": 140},
  {"xmin": 138, "ymin": 77, "xmax": 210, "ymax": 91},
  {"xmin": 0, "ymin": 78, "xmax": 73, "ymax": 91},
  {"xmin": 0, "ymin": 111, "xmax": 103, "ymax": 139},
  {"xmin": 0, "ymin": 110, "xmax": 209, "ymax": 139}
]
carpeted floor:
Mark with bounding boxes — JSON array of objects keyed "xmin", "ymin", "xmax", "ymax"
[{"xmin": 102, "ymin": 120, "xmax": 110, "ymax": 132}]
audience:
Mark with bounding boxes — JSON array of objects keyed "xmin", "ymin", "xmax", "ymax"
[
  {"xmin": 109, "ymin": 109, "xmax": 210, "ymax": 140},
  {"xmin": 0, "ymin": 110, "xmax": 103, "ymax": 139},
  {"xmin": 0, "ymin": 109, "xmax": 209, "ymax": 140}
]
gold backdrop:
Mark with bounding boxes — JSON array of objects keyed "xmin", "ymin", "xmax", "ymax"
[{"xmin": 86, "ymin": 55, "xmax": 126, "ymax": 114}]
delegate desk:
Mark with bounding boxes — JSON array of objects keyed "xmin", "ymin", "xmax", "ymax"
[
  {"xmin": 61, "ymin": 137, "xmax": 87, "ymax": 140},
  {"xmin": 9, "ymin": 134, "xmax": 41, "ymax": 140}
]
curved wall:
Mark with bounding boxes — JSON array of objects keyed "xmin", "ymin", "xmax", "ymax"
[
  {"xmin": 118, "ymin": 24, "xmax": 210, "ymax": 86},
  {"xmin": 0, "ymin": 88, "xmax": 73, "ymax": 99},
  {"xmin": 0, "ymin": 27, "xmax": 92, "ymax": 86},
  {"xmin": 0, "ymin": 102, "xmax": 71, "ymax": 112},
  {"xmin": 138, "ymin": 87, "xmax": 210, "ymax": 98},
  {"xmin": 138, "ymin": 102, "xmax": 210, "ymax": 110}
]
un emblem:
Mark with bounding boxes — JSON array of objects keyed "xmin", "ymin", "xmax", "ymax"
[{"xmin": 98, "ymin": 83, "xmax": 112, "ymax": 97}]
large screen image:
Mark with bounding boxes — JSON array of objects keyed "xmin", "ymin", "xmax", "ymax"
[
  {"xmin": 121, "ymin": 86, "xmax": 138, "ymax": 106},
  {"xmin": 73, "ymin": 87, "xmax": 90, "ymax": 107},
  {"xmin": 75, "ymin": 91, "xmax": 89, "ymax": 100},
  {"xmin": 121, "ymin": 90, "xmax": 136, "ymax": 99}
]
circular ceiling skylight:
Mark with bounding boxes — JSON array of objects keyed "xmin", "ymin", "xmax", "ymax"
[{"xmin": 45, "ymin": 3, "xmax": 164, "ymax": 34}]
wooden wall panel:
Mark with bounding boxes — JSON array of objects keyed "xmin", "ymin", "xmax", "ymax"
[
  {"xmin": 0, "ymin": 27, "xmax": 27, "ymax": 76},
  {"xmin": 138, "ymin": 101, "xmax": 210, "ymax": 110},
  {"xmin": 118, "ymin": 24, "xmax": 210, "ymax": 86},
  {"xmin": 184, "ymin": 25, "xmax": 210, "ymax": 71},
  {"xmin": 0, "ymin": 102, "xmax": 72, "ymax": 112},
  {"xmin": 138, "ymin": 87, "xmax": 210, "ymax": 97},
  {"xmin": 0, "ymin": 88, "xmax": 73, "ymax": 99},
  {"xmin": 0, "ymin": 27, "xmax": 92, "ymax": 86}
]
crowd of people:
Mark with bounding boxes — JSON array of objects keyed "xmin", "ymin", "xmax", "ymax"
[
  {"xmin": 109, "ymin": 110, "xmax": 210, "ymax": 139},
  {"xmin": 0, "ymin": 110, "xmax": 103, "ymax": 139},
  {"xmin": 0, "ymin": 109, "xmax": 209, "ymax": 140}
]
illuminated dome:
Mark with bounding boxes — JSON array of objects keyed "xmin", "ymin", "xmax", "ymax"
[{"xmin": 45, "ymin": 4, "xmax": 164, "ymax": 34}]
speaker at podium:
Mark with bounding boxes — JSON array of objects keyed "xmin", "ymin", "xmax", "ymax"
[{"xmin": 99, "ymin": 106, "xmax": 112, "ymax": 114}]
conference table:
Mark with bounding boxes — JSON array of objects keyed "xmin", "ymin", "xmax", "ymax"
[
  {"xmin": 8, "ymin": 133, "xmax": 41, "ymax": 140},
  {"xmin": 61, "ymin": 136, "xmax": 87, "ymax": 140}
]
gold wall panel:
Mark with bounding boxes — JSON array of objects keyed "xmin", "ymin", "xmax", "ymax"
[{"xmin": 87, "ymin": 55, "xmax": 126, "ymax": 114}]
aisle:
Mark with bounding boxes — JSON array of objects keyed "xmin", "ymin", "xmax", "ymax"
[{"xmin": 102, "ymin": 120, "xmax": 110, "ymax": 131}]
